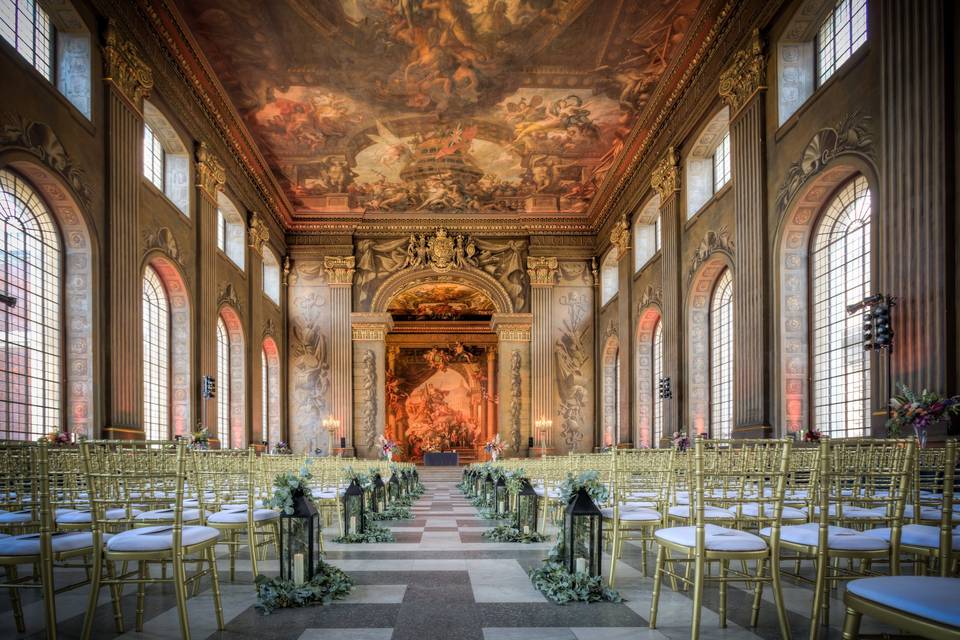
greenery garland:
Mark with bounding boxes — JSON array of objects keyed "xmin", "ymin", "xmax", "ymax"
[
  {"xmin": 482, "ymin": 524, "xmax": 547, "ymax": 543},
  {"xmin": 254, "ymin": 561, "xmax": 353, "ymax": 614},
  {"xmin": 369, "ymin": 504, "xmax": 412, "ymax": 520},
  {"xmin": 529, "ymin": 561, "xmax": 623, "ymax": 604},
  {"xmin": 478, "ymin": 507, "xmax": 510, "ymax": 521},
  {"xmin": 266, "ymin": 463, "xmax": 315, "ymax": 514},
  {"xmin": 333, "ymin": 522, "xmax": 395, "ymax": 543}
]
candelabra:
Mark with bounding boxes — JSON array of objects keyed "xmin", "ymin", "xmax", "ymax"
[
  {"xmin": 322, "ymin": 416, "xmax": 341, "ymax": 456},
  {"xmin": 534, "ymin": 416, "xmax": 552, "ymax": 455}
]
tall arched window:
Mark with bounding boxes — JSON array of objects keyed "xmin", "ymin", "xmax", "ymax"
[
  {"xmin": 262, "ymin": 336, "xmax": 281, "ymax": 445},
  {"xmin": 811, "ymin": 175, "xmax": 871, "ymax": 438},
  {"xmin": 709, "ymin": 269, "xmax": 733, "ymax": 438},
  {"xmin": 652, "ymin": 320, "xmax": 663, "ymax": 446},
  {"xmin": 600, "ymin": 250, "xmax": 618, "ymax": 305},
  {"xmin": 0, "ymin": 169, "xmax": 61, "ymax": 439},
  {"xmin": 260, "ymin": 348, "xmax": 268, "ymax": 442},
  {"xmin": 216, "ymin": 316, "xmax": 230, "ymax": 442},
  {"xmin": 142, "ymin": 265, "xmax": 170, "ymax": 439}
]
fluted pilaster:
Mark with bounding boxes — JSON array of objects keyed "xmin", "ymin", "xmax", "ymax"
[
  {"xmin": 491, "ymin": 314, "xmax": 532, "ymax": 455},
  {"xmin": 325, "ymin": 256, "xmax": 355, "ymax": 448},
  {"xmin": 527, "ymin": 257, "xmax": 557, "ymax": 428}
]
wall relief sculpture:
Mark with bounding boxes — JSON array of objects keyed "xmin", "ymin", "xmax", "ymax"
[
  {"xmin": 143, "ymin": 226, "xmax": 186, "ymax": 267},
  {"xmin": 510, "ymin": 350, "xmax": 522, "ymax": 454},
  {"xmin": 289, "ymin": 286, "xmax": 330, "ymax": 453},
  {"xmin": 556, "ymin": 292, "xmax": 590, "ymax": 449},
  {"xmin": 638, "ymin": 285, "xmax": 662, "ymax": 310},
  {"xmin": 217, "ymin": 282, "xmax": 242, "ymax": 314},
  {"xmin": 359, "ymin": 349, "xmax": 377, "ymax": 449},
  {"xmin": 687, "ymin": 228, "xmax": 735, "ymax": 286}
]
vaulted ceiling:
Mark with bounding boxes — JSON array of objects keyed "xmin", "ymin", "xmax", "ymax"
[{"xmin": 176, "ymin": 0, "xmax": 708, "ymax": 227}]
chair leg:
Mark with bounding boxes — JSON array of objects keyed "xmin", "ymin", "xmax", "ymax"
[
  {"xmin": 608, "ymin": 525, "xmax": 620, "ymax": 587},
  {"xmin": 249, "ymin": 526, "xmax": 260, "ymax": 581},
  {"xmin": 649, "ymin": 545, "xmax": 665, "ymax": 629},
  {"xmin": 136, "ymin": 561, "xmax": 147, "ymax": 631},
  {"xmin": 808, "ymin": 552, "xmax": 828, "ymax": 640},
  {"xmin": 750, "ymin": 557, "xmax": 765, "ymax": 627},
  {"xmin": 172, "ymin": 555, "xmax": 191, "ymax": 640},
  {"xmin": 841, "ymin": 606, "xmax": 862, "ymax": 640},
  {"xmin": 229, "ymin": 530, "xmax": 237, "ymax": 582},
  {"xmin": 207, "ymin": 546, "xmax": 224, "ymax": 630},
  {"xmin": 771, "ymin": 552, "xmax": 792, "ymax": 640},
  {"xmin": 719, "ymin": 558, "xmax": 729, "ymax": 628},
  {"xmin": 7, "ymin": 564, "xmax": 25, "ymax": 633},
  {"xmin": 40, "ymin": 553, "xmax": 57, "ymax": 639},
  {"xmin": 80, "ymin": 556, "xmax": 101, "ymax": 640},
  {"xmin": 690, "ymin": 551, "xmax": 705, "ymax": 640},
  {"xmin": 105, "ymin": 558, "xmax": 123, "ymax": 633}
]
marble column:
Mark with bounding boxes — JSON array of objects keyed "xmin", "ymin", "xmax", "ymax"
[
  {"xmin": 351, "ymin": 313, "xmax": 393, "ymax": 459},
  {"xmin": 651, "ymin": 149, "xmax": 682, "ymax": 438},
  {"xmin": 102, "ymin": 24, "xmax": 153, "ymax": 439},
  {"xmin": 325, "ymin": 256, "xmax": 355, "ymax": 451},
  {"xmin": 490, "ymin": 314, "xmax": 533, "ymax": 456},
  {"xmin": 526, "ymin": 257, "xmax": 558, "ymax": 429},
  {"xmin": 195, "ymin": 143, "xmax": 225, "ymax": 444},
  {"xmin": 248, "ymin": 214, "xmax": 269, "ymax": 444},
  {"xmin": 880, "ymin": 1, "xmax": 949, "ymax": 401},
  {"xmin": 719, "ymin": 30, "xmax": 771, "ymax": 438}
]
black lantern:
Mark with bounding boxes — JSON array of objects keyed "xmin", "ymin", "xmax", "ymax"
[
  {"xmin": 482, "ymin": 472, "xmax": 495, "ymax": 507},
  {"xmin": 563, "ymin": 487, "xmax": 602, "ymax": 577},
  {"xmin": 400, "ymin": 469, "xmax": 411, "ymax": 496},
  {"xmin": 279, "ymin": 489, "xmax": 320, "ymax": 583},
  {"xmin": 371, "ymin": 473, "xmax": 386, "ymax": 513},
  {"xmin": 412, "ymin": 468, "xmax": 420, "ymax": 489},
  {"xmin": 473, "ymin": 469, "xmax": 484, "ymax": 497},
  {"xmin": 342, "ymin": 479, "xmax": 366, "ymax": 536},
  {"xmin": 388, "ymin": 471, "xmax": 401, "ymax": 504},
  {"xmin": 494, "ymin": 475, "xmax": 508, "ymax": 516},
  {"xmin": 515, "ymin": 478, "xmax": 539, "ymax": 534}
]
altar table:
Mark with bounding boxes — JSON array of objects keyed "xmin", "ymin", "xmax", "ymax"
[{"xmin": 423, "ymin": 452, "xmax": 459, "ymax": 466}]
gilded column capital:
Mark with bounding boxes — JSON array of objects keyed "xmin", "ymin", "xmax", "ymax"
[
  {"xmin": 195, "ymin": 142, "xmax": 226, "ymax": 200},
  {"xmin": 490, "ymin": 313, "xmax": 533, "ymax": 342},
  {"xmin": 719, "ymin": 29, "xmax": 767, "ymax": 117},
  {"xmin": 651, "ymin": 147, "xmax": 680, "ymax": 202},
  {"xmin": 526, "ymin": 256, "xmax": 558, "ymax": 286},
  {"xmin": 248, "ymin": 212, "xmax": 269, "ymax": 254},
  {"xmin": 102, "ymin": 23, "xmax": 153, "ymax": 112},
  {"xmin": 282, "ymin": 256, "xmax": 291, "ymax": 286},
  {"xmin": 609, "ymin": 214, "xmax": 630, "ymax": 260},
  {"xmin": 324, "ymin": 255, "xmax": 355, "ymax": 286}
]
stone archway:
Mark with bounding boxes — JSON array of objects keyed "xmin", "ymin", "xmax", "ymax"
[
  {"xmin": 686, "ymin": 255, "xmax": 732, "ymax": 435},
  {"xmin": 635, "ymin": 304, "xmax": 661, "ymax": 447},
  {"xmin": 601, "ymin": 333, "xmax": 620, "ymax": 447},
  {"xmin": 370, "ymin": 266, "xmax": 514, "ymax": 315},
  {"xmin": 219, "ymin": 305, "xmax": 246, "ymax": 448}
]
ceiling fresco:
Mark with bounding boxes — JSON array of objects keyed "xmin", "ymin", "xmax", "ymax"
[
  {"xmin": 387, "ymin": 283, "xmax": 496, "ymax": 321},
  {"xmin": 178, "ymin": 0, "xmax": 703, "ymax": 218}
]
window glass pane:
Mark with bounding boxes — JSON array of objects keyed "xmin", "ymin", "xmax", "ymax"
[
  {"xmin": 143, "ymin": 124, "xmax": 164, "ymax": 191},
  {"xmin": 216, "ymin": 209, "xmax": 226, "ymax": 252},
  {"xmin": 818, "ymin": 0, "xmax": 867, "ymax": 85},
  {"xmin": 654, "ymin": 215, "xmax": 661, "ymax": 253},
  {"xmin": 600, "ymin": 250, "xmax": 618, "ymax": 305},
  {"xmin": 652, "ymin": 320, "xmax": 663, "ymax": 446},
  {"xmin": 1, "ymin": 0, "xmax": 51, "ymax": 80},
  {"xmin": 713, "ymin": 132, "xmax": 731, "ymax": 192},
  {"xmin": 142, "ymin": 265, "xmax": 169, "ymax": 440},
  {"xmin": 709, "ymin": 269, "xmax": 733, "ymax": 439},
  {"xmin": 216, "ymin": 317, "xmax": 230, "ymax": 441},
  {"xmin": 0, "ymin": 169, "xmax": 61, "ymax": 440},
  {"xmin": 261, "ymin": 348, "xmax": 268, "ymax": 443},
  {"xmin": 811, "ymin": 175, "xmax": 871, "ymax": 438}
]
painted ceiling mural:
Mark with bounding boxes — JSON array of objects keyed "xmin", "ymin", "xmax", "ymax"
[
  {"xmin": 387, "ymin": 283, "xmax": 496, "ymax": 320},
  {"xmin": 178, "ymin": 0, "xmax": 702, "ymax": 217}
]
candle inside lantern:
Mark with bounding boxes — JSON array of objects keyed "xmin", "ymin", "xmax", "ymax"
[
  {"xmin": 349, "ymin": 516, "xmax": 357, "ymax": 532},
  {"xmin": 498, "ymin": 499, "xmax": 505, "ymax": 513},
  {"xmin": 575, "ymin": 557, "xmax": 587, "ymax": 574},
  {"xmin": 523, "ymin": 525, "xmax": 530, "ymax": 535},
  {"xmin": 293, "ymin": 553, "xmax": 305, "ymax": 584}
]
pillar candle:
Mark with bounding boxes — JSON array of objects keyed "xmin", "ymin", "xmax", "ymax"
[
  {"xmin": 575, "ymin": 557, "xmax": 587, "ymax": 574},
  {"xmin": 293, "ymin": 553, "xmax": 305, "ymax": 584}
]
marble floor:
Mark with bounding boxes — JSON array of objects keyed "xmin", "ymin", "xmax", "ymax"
[{"xmin": 8, "ymin": 467, "xmax": 900, "ymax": 640}]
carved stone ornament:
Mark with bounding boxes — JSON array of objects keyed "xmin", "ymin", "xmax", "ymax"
[
  {"xmin": 217, "ymin": 282, "xmax": 242, "ymax": 314},
  {"xmin": 687, "ymin": 228, "xmax": 735, "ymax": 285},
  {"xmin": 324, "ymin": 255, "xmax": 355, "ymax": 286},
  {"xmin": 248, "ymin": 212, "xmax": 269, "ymax": 253},
  {"xmin": 359, "ymin": 349, "xmax": 377, "ymax": 448},
  {"xmin": 0, "ymin": 112, "xmax": 93, "ymax": 208},
  {"xmin": 263, "ymin": 317, "xmax": 277, "ymax": 339},
  {"xmin": 526, "ymin": 256, "xmax": 558, "ymax": 286},
  {"xmin": 102, "ymin": 23, "xmax": 153, "ymax": 110},
  {"xmin": 609, "ymin": 214, "xmax": 630, "ymax": 260},
  {"xmin": 195, "ymin": 142, "xmax": 226, "ymax": 198},
  {"xmin": 638, "ymin": 285, "xmax": 662, "ymax": 310},
  {"xmin": 718, "ymin": 29, "xmax": 766, "ymax": 116},
  {"xmin": 776, "ymin": 111, "xmax": 874, "ymax": 214},
  {"xmin": 510, "ymin": 350, "xmax": 522, "ymax": 453},
  {"xmin": 650, "ymin": 147, "xmax": 680, "ymax": 201},
  {"xmin": 591, "ymin": 256, "xmax": 599, "ymax": 286},
  {"xmin": 490, "ymin": 313, "xmax": 533, "ymax": 342},
  {"xmin": 402, "ymin": 228, "xmax": 479, "ymax": 273},
  {"xmin": 351, "ymin": 313, "xmax": 394, "ymax": 341},
  {"xmin": 143, "ymin": 226, "xmax": 184, "ymax": 266},
  {"xmin": 605, "ymin": 319, "xmax": 618, "ymax": 339},
  {"xmin": 282, "ymin": 256, "xmax": 291, "ymax": 286}
]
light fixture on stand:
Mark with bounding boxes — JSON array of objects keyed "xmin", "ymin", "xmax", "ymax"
[
  {"xmin": 847, "ymin": 294, "xmax": 896, "ymax": 417},
  {"xmin": 322, "ymin": 417, "xmax": 341, "ymax": 457},
  {"xmin": 534, "ymin": 416, "xmax": 552, "ymax": 457}
]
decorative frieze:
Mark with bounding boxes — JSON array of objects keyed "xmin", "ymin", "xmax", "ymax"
[
  {"xmin": 650, "ymin": 147, "xmax": 680, "ymax": 202},
  {"xmin": 687, "ymin": 228, "xmax": 735, "ymax": 286},
  {"xmin": 718, "ymin": 29, "xmax": 766, "ymax": 117},
  {"xmin": 102, "ymin": 23, "xmax": 153, "ymax": 111},
  {"xmin": 324, "ymin": 255, "xmax": 356, "ymax": 286},
  {"xmin": 195, "ymin": 142, "xmax": 226, "ymax": 200},
  {"xmin": 248, "ymin": 212, "xmax": 269, "ymax": 253},
  {"xmin": 490, "ymin": 313, "xmax": 533, "ymax": 342},
  {"xmin": 143, "ymin": 226, "xmax": 185, "ymax": 267},
  {"xmin": 526, "ymin": 256, "xmax": 558, "ymax": 286},
  {"xmin": 609, "ymin": 214, "xmax": 630, "ymax": 260},
  {"xmin": 351, "ymin": 313, "xmax": 394, "ymax": 342}
]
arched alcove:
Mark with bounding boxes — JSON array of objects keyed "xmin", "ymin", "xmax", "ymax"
[
  {"xmin": 686, "ymin": 255, "xmax": 732, "ymax": 435},
  {"xmin": 370, "ymin": 266, "xmax": 513, "ymax": 315},
  {"xmin": 218, "ymin": 305, "xmax": 246, "ymax": 448},
  {"xmin": 686, "ymin": 107, "xmax": 730, "ymax": 218},
  {"xmin": 145, "ymin": 254, "xmax": 191, "ymax": 436},
  {"xmin": 635, "ymin": 304, "xmax": 662, "ymax": 447}
]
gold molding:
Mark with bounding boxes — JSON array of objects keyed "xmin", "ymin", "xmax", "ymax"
[
  {"xmin": 351, "ymin": 312, "xmax": 393, "ymax": 341},
  {"xmin": 609, "ymin": 214, "xmax": 630, "ymax": 260},
  {"xmin": 324, "ymin": 255, "xmax": 356, "ymax": 286},
  {"xmin": 490, "ymin": 313, "xmax": 533, "ymax": 342},
  {"xmin": 650, "ymin": 147, "xmax": 681, "ymax": 202},
  {"xmin": 102, "ymin": 23, "xmax": 153, "ymax": 112},
  {"xmin": 248, "ymin": 212, "xmax": 270, "ymax": 253},
  {"xmin": 526, "ymin": 256, "xmax": 559, "ymax": 286},
  {"xmin": 196, "ymin": 142, "xmax": 226, "ymax": 199},
  {"xmin": 718, "ymin": 29, "xmax": 767, "ymax": 117}
]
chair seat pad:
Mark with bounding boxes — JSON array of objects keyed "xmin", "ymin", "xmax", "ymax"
[
  {"xmin": 761, "ymin": 523, "xmax": 889, "ymax": 551},
  {"xmin": 847, "ymin": 576, "xmax": 960, "ymax": 628},
  {"xmin": 221, "ymin": 500, "xmax": 265, "ymax": 510},
  {"xmin": 134, "ymin": 508, "xmax": 210, "ymax": 522},
  {"xmin": 106, "ymin": 525, "xmax": 220, "ymax": 552},
  {"xmin": 0, "ymin": 508, "xmax": 76, "ymax": 523},
  {"xmin": 57, "ymin": 508, "xmax": 142, "ymax": 524},
  {"xmin": 668, "ymin": 505, "xmax": 735, "ymax": 520},
  {"xmin": 0, "ymin": 531, "xmax": 102, "ymax": 556},
  {"xmin": 739, "ymin": 502, "xmax": 807, "ymax": 520},
  {"xmin": 208, "ymin": 508, "xmax": 280, "ymax": 524},
  {"xmin": 903, "ymin": 505, "xmax": 959, "ymax": 520},
  {"xmin": 314, "ymin": 491, "xmax": 338, "ymax": 500},
  {"xmin": 600, "ymin": 506, "xmax": 660, "ymax": 522},
  {"xmin": 813, "ymin": 505, "xmax": 889, "ymax": 519},
  {"xmin": 656, "ymin": 524, "xmax": 768, "ymax": 552},
  {"xmin": 863, "ymin": 524, "xmax": 960, "ymax": 549}
]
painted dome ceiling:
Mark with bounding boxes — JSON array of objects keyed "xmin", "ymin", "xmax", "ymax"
[{"xmin": 177, "ymin": 0, "xmax": 704, "ymax": 222}]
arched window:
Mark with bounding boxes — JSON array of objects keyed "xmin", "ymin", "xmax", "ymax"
[
  {"xmin": 262, "ymin": 246, "xmax": 280, "ymax": 305},
  {"xmin": 602, "ymin": 335, "xmax": 620, "ymax": 446},
  {"xmin": 686, "ymin": 108, "xmax": 730, "ymax": 218},
  {"xmin": 262, "ymin": 337, "xmax": 281, "ymax": 445},
  {"xmin": 709, "ymin": 269, "xmax": 733, "ymax": 438},
  {"xmin": 142, "ymin": 265, "xmax": 170, "ymax": 439},
  {"xmin": 260, "ymin": 348, "xmax": 268, "ymax": 443},
  {"xmin": 652, "ymin": 319, "xmax": 664, "ymax": 446},
  {"xmin": 217, "ymin": 194, "xmax": 245, "ymax": 271},
  {"xmin": 811, "ymin": 175, "xmax": 871, "ymax": 438},
  {"xmin": 633, "ymin": 194, "xmax": 661, "ymax": 270},
  {"xmin": 216, "ymin": 316, "xmax": 230, "ymax": 443},
  {"xmin": 0, "ymin": 169, "xmax": 61, "ymax": 439},
  {"xmin": 217, "ymin": 306, "xmax": 246, "ymax": 448},
  {"xmin": 600, "ymin": 250, "xmax": 618, "ymax": 305},
  {"xmin": 143, "ymin": 102, "xmax": 189, "ymax": 214}
]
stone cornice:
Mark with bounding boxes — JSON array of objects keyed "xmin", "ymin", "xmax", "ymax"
[
  {"xmin": 490, "ymin": 313, "xmax": 533, "ymax": 342},
  {"xmin": 650, "ymin": 147, "xmax": 681, "ymax": 202},
  {"xmin": 526, "ymin": 256, "xmax": 559, "ymax": 286},
  {"xmin": 324, "ymin": 255, "xmax": 355, "ymax": 286},
  {"xmin": 350, "ymin": 312, "xmax": 394, "ymax": 341},
  {"xmin": 195, "ymin": 142, "xmax": 225, "ymax": 200},
  {"xmin": 719, "ymin": 29, "xmax": 767, "ymax": 117},
  {"xmin": 102, "ymin": 22, "xmax": 154, "ymax": 113}
]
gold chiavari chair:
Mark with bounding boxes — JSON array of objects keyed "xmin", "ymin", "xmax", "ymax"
[
  {"xmin": 649, "ymin": 438, "xmax": 793, "ymax": 640},
  {"xmin": 80, "ymin": 440, "xmax": 223, "ymax": 640},
  {"xmin": 841, "ymin": 575, "xmax": 960, "ymax": 639}
]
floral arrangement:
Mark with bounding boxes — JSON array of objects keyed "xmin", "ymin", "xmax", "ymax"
[
  {"xmin": 556, "ymin": 470, "xmax": 609, "ymax": 506},
  {"xmin": 484, "ymin": 434, "xmax": 506, "ymax": 458},
  {"xmin": 802, "ymin": 429, "xmax": 822, "ymax": 443},
  {"xmin": 375, "ymin": 434, "xmax": 401, "ymax": 460},
  {"xmin": 254, "ymin": 560, "xmax": 353, "ymax": 614},
  {"xmin": 888, "ymin": 384, "xmax": 960, "ymax": 439},
  {"xmin": 191, "ymin": 426, "xmax": 211, "ymax": 450},
  {"xmin": 272, "ymin": 441, "xmax": 292, "ymax": 455},
  {"xmin": 333, "ymin": 522, "xmax": 395, "ymax": 544},
  {"xmin": 529, "ymin": 562, "xmax": 623, "ymax": 605},
  {"xmin": 266, "ymin": 463, "xmax": 315, "ymax": 515},
  {"xmin": 40, "ymin": 430, "xmax": 71, "ymax": 446},
  {"xmin": 672, "ymin": 430, "xmax": 690, "ymax": 452}
]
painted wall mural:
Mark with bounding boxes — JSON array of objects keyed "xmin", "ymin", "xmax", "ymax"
[
  {"xmin": 555, "ymin": 291, "xmax": 591, "ymax": 450},
  {"xmin": 387, "ymin": 282, "xmax": 495, "ymax": 320},
  {"xmin": 178, "ymin": 0, "xmax": 702, "ymax": 217}
]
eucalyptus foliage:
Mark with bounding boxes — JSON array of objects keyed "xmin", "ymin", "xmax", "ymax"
[
  {"xmin": 333, "ymin": 522, "xmax": 395, "ymax": 544},
  {"xmin": 266, "ymin": 463, "xmax": 314, "ymax": 515},
  {"xmin": 254, "ymin": 561, "xmax": 353, "ymax": 614},
  {"xmin": 529, "ymin": 562, "xmax": 623, "ymax": 604},
  {"xmin": 482, "ymin": 524, "xmax": 546, "ymax": 543},
  {"xmin": 368, "ymin": 504, "xmax": 412, "ymax": 520},
  {"xmin": 478, "ymin": 507, "xmax": 510, "ymax": 521},
  {"xmin": 556, "ymin": 470, "xmax": 609, "ymax": 506}
]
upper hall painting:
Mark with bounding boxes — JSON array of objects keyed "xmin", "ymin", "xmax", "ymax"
[{"xmin": 178, "ymin": 0, "xmax": 702, "ymax": 216}]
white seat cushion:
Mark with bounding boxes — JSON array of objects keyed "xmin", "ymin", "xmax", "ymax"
[
  {"xmin": 0, "ymin": 508, "xmax": 76, "ymax": 524},
  {"xmin": 668, "ymin": 505, "xmax": 735, "ymax": 520},
  {"xmin": 862, "ymin": 524, "xmax": 960, "ymax": 549},
  {"xmin": 813, "ymin": 505, "xmax": 889, "ymax": 520},
  {"xmin": 106, "ymin": 525, "xmax": 220, "ymax": 552},
  {"xmin": 314, "ymin": 491, "xmax": 338, "ymax": 500},
  {"xmin": 207, "ymin": 508, "xmax": 280, "ymax": 524},
  {"xmin": 57, "ymin": 508, "xmax": 142, "ymax": 524},
  {"xmin": 220, "ymin": 500, "xmax": 265, "ymax": 511},
  {"xmin": 134, "ymin": 508, "xmax": 210, "ymax": 522},
  {"xmin": 739, "ymin": 502, "xmax": 807, "ymax": 520},
  {"xmin": 0, "ymin": 531, "xmax": 101, "ymax": 556},
  {"xmin": 847, "ymin": 576, "xmax": 960, "ymax": 628},
  {"xmin": 656, "ymin": 524, "xmax": 768, "ymax": 552},
  {"xmin": 761, "ymin": 523, "xmax": 889, "ymax": 551},
  {"xmin": 600, "ymin": 506, "xmax": 660, "ymax": 522}
]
